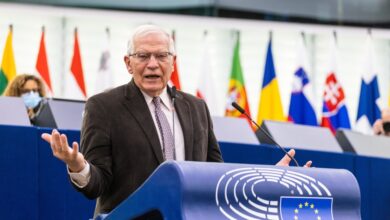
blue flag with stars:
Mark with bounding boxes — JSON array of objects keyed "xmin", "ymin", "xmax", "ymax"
[{"xmin": 280, "ymin": 196, "xmax": 334, "ymax": 220}]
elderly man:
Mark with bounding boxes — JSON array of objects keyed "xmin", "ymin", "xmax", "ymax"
[{"xmin": 41, "ymin": 24, "xmax": 309, "ymax": 217}]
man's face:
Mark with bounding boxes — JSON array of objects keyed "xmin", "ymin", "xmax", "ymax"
[{"xmin": 124, "ymin": 32, "xmax": 175, "ymax": 97}]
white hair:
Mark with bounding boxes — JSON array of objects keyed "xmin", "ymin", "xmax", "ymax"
[{"xmin": 126, "ymin": 24, "xmax": 175, "ymax": 55}]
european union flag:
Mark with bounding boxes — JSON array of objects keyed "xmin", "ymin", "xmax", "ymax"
[{"xmin": 280, "ymin": 196, "xmax": 333, "ymax": 220}]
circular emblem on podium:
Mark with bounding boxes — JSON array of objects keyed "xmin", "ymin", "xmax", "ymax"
[{"xmin": 215, "ymin": 167, "xmax": 333, "ymax": 220}]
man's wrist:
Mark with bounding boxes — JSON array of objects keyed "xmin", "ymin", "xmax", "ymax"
[{"xmin": 68, "ymin": 160, "xmax": 86, "ymax": 173}]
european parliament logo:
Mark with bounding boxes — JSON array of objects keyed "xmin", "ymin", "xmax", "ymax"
[{"xmin": 215, "ymin": 167, "xmax": 334, "ymax": 220}]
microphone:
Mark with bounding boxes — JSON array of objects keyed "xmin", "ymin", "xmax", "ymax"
[
  {"xmin": 171, "ymin": 86, "xmax": 177, "ymax": 105},
  {"xmin": 170, "ymin": 86, "xmax": 177, "ymax": 159},
  {"xmin": 231, "ymin": 102, "xmax": 300, "ymax": 167}
]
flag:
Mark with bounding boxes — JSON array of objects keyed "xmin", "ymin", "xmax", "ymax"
[
  {"xmin": 0, "ymin": 25, "xmax": 16, "ymax": 94},
  {"xmin": 257, "ymin": 34, "xmax": 285, "ymax": 126},
  {"xmin": 387, "ymin": 89, "xmax": 390, "ymax": 107},
  {"xmin": 169, "ymin": 30, "xmax": 181, "ymax": 90},
  {"xmin": 288, "ymin": 33, "xmax": 317, "ymax": 126},
  {"xmin": 225, "ymin": 32, "xmax": 252, "ymax": 124},
  {"xmin": 280, "ymin": 197, "xmax": 333, "ymax": 220},
  {"xmin": 36, "ymin": 26, "xmax": 53, "ymax": 94},
  {"xmin": 196, "ymin": 31, "xmax": 218, "ymax": 115},
  {"xmin": 321, "ymin": 33, "xmax": 351, "ymax": 134},
  {"xmin": 95, "ymin": 27, "xmax": 113, "ymax": 94},
  {"xmin": 355, "ymin": 34, "xmax": 381, "ymax": 134},
  {"xmin": 70, "ymin": 28, "xmax": 87, "ymax": 98}
]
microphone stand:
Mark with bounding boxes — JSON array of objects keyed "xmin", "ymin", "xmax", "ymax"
[{"xmin": 231, "ymin": 102, "xmax": 300, "ymax": 167}]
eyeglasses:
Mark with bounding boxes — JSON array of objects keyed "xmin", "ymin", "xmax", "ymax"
[
  {"xmin": 129, "ymin": 52, "xmax": 173, "ymax": 63},
  {"xmin": 21, "ymin": 88, "xmax": 39, "ymax": 94}
]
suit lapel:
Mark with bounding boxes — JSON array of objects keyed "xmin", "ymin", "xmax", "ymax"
[
  {"xmin": 174, "ymin": 94, "xmax": 194, "ymax": 160},
  {"xmin": 122, "ymin": 80, "xmax": 164, "ymax": 163}
]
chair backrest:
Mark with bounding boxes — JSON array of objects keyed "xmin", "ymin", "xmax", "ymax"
[
  {"xmin": 256, "ymin": 120, "xmax": 343, "ymax": 152},
  {"xmin": 0, "ymin": 96, "xmax": 31, "ymax": 127},
  {"xmin": 336, "ymin": 129, "xmax": 390, "ymax": 158},
  {"xmin": 34, "ymin": 98, "xmax": 85, "ymax": 130},
  {"xmin": 212, "ymin": 116, "xmax": 259, "ymax": 145}
]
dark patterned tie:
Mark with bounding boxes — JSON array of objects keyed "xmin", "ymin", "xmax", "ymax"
[{"xmin": 153, "ymin": 97, "xmax": 175, "ymax": 160}]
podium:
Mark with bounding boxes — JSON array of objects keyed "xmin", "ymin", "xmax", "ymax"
[{"xmin": 97, "ymin": 161, "xmax": 360, "ymax": 220}]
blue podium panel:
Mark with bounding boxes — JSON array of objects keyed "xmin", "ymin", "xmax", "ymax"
[
  {"xmin": 354, "ymin": 156, "xmax": 390, "ymax": 220},
  {"xmin": 100, "ymin": 161, "xmax": 360, "ymax": 220},
  {"xmin": 220, "ymin": 142, "xmax": 355, "ymax": 171},
  {"xmin": 369, "ymin": 158, "xmax": 390, "ymax": 219},
  {"xmin": 37, "ymin": 127, "xmax": 95, "ymax": 220},
  {"xmin": 219, "ymin": 142, "xmax": 275, "ymax": 165},
  {"xmin": 0, "ymin": 125, "xmax": 38, "ymax": 220}
]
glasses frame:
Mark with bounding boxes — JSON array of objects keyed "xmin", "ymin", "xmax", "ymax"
[{"xmin": 128, "ymin": 51, "xmax": 174, "ymax": 63}]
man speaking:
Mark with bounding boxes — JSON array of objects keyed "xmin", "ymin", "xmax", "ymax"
[{"xmin": 41, "ymin": 24, "xmax": 308, "ymax": 218}]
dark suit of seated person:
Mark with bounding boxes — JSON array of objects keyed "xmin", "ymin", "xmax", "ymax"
[
  {"xmin": 3, "ymin": 73, "xmax": 47, "ymax": 125},
  {"xmin": 41, "ymin": 24, "xmax": 311, "ymax": 219}
]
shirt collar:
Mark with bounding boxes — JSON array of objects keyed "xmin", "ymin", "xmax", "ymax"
[{"xmin": 140, "ymin": 88, "xmax": 172, "ymax": 111}]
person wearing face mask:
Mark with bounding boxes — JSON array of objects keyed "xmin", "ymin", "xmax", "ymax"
[{"xmin": 3, "ymin": 74, "xmax": 47, "ymax": 123}]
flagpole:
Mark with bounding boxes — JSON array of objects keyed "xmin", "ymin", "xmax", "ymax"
[{"xmin": 105, "ymin": 27, "xmax": 110, "ymax": 39}]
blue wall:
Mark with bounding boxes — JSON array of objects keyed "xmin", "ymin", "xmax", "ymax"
[{"xmin": 0, "ymin": 125, "xmax": 95, "ymax": 220}]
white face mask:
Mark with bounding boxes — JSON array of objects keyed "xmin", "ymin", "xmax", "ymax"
[{"xmin": 21, "ymin": 91, "xmax": 42, "ymax": 109}]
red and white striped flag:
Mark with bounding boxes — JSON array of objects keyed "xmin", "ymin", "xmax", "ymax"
[
  {"xmin": 169, "ymin": 30, "xmax": 181, "ymax": 90},
  {"xmin": 196, "ymin": 31, "xmax": 218, "ymax": 115},
  {"xmin": 36, "ymin": 26, "xmax": 53, "ymax": 95},
  {"xmin": 70, "ymin": 28, "xmax": 87, "ymax": 98}
]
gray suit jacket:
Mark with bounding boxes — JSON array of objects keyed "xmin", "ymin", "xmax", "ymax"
[{"xmin": 75, "ymin": 80, "xmax": 223, "ymax": 214}]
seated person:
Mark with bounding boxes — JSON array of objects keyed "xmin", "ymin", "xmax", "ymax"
[
  {"xmin": 3, "ymin": 74, "xmax": 47, "ymax": 124},
  {"xmin": 373, "ymin": 107, "xmax": 390, "ymax": 136}
]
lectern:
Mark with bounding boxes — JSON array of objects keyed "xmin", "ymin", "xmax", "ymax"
[{"xmin": 97, "ymin": 161, "xmax": 361, "ymax": 220}]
